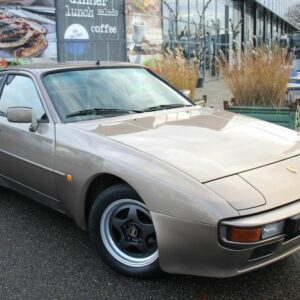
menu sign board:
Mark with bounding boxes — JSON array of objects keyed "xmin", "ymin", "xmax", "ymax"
[{"xmin": 56, "ymin": 0, "xmax": 126, "ymax": 62}]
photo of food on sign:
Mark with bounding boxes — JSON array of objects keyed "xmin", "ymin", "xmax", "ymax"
[
  {"xmin": 126, "ymin": 0, "xmax": 162, "ymax": 63},
  {"xmin": 0, "ymin": 0, "xmax": 56, "ymax": 59}
]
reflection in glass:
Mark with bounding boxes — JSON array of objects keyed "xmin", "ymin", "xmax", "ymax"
[{"xmin": 162, "ymin": 0, "xmax": 297, "ymax": 80}]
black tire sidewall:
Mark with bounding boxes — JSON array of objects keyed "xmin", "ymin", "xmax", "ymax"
[{"xmin": 88, "ymin": 184, "xmax": 161, "ymax": 278}]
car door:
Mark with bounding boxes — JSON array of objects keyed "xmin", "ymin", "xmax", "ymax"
[{"xmin": 0, "ymin": 73, "xmax": 57, "ymax": 200}]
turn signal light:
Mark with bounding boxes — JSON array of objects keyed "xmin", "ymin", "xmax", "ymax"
[
  {"xmin": 230, "ymin": 227, "xmax": 262, "ymax": 243},
  {"xmin": 66, "ymin": 174, "xmax": 73, "ymax": 182}
]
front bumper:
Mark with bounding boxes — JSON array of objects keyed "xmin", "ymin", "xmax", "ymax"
[{"xmin": 151, "ymin": 200, "xmax": 300, "ymax": 278}]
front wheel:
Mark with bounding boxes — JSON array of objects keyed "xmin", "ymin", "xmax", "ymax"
[{"xmin": 88, "ymin": 184, "xmax": 161, "ymax": 278}]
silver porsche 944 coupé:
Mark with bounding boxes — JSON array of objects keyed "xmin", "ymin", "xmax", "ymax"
[{"xmin": 0, "ymin": 63, "xmax": 299, "ymax": 278}]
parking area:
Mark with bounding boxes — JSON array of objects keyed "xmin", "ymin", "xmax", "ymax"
[{"xmin": 0, "ymin": 187, "xmax": 299, "ymax": 300}]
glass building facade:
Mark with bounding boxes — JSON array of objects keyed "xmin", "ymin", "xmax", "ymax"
[{"xmin": 161, "ymin": 0, "xmax": 300, "ymax": 79}]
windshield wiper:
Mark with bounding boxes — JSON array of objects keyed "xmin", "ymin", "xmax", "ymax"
[
  {"xmin": 66, "ymin": 104, "xmax": 193, "ymax": 118},
  {"xmin": 66, "ymin": 108, "xmax": 142, "ymax": 118},
  {"xmin": 142, "ymin": 104, "xmax": 193, "ymax": 112}
]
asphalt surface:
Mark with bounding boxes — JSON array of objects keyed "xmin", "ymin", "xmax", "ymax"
[{"xmin": 0, "ymin": 187, "xmax": 299, "ymax": 300}]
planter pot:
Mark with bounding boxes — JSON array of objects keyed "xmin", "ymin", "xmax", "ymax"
[
  {"xmin": 223, "ymin": 100, "xmax": 300, "ymax": 130},
  {"xmin": 196, "ymin": 78, "xmax": 204, "ymax": 88}
]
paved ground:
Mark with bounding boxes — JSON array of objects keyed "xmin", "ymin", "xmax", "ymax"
[
  {"xmin": 195, "ymin": 79, "xmax": 233, "ymax": 109},
  {"xmin": 0, "ymin": 187, "xmax": 299, "ymax": 300}
]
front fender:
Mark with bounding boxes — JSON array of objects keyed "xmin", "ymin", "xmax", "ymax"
[{"xmin": 54, "ymin": 124, "xmax": 238, "ymax": 229}]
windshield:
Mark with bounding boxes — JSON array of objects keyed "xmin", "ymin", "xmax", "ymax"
[{"xmin": 43, "ymin": 67, "xmax": 193, "ymax": 122}]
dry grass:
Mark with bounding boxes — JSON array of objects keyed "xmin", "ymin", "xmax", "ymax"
[
  {"xmin": 146, "ymin": 48, "xmax": 199, "ymax": 100},
  {"xmin": 218, "ymin": 46, "xmax": 293, "ymax": 107}
]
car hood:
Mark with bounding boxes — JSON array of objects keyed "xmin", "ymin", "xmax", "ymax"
[{"xmin": 68, "ymin": 107, "xmax": 300, "ymax": 183}]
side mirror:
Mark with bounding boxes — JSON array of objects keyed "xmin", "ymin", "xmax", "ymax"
[
  {"xmin": 7, "ymin": 107, "xmax": 39, "ymax": 132},
  {"xmin": 180, "ymin": 89, "xmax": 191, "ymax": 99}
]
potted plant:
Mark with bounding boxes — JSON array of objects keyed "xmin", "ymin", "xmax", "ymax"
[
  {"xmin": 0, "ymin": 58, "xmax": 9, "ymax": 68},
  {"xmin": 219, "ymin": 46, "xmax": 299, "ymax": 130},
  {"xmin": 0, "ymin": 58, "xmax": 24, "ymax": 68}
]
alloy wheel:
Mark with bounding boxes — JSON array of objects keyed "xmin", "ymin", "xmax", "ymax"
[{"xmin": 100, "ymin": 199, "xmax": 159, "ymax": 268}]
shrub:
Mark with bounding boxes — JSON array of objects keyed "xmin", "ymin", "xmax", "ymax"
[
  {"xmin": 218, "ymin": 46, "xmax": 293, "ymax": 107},
  {"xmin": 0, "ymin": 58, "xmax": 24, "ymax": 68},
  {"xmin": 145, "ymin": 48, "xmax": 199, "ymax": 100}
]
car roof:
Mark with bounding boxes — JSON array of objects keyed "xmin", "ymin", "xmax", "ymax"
[{"xmin": 0, "ymin": 61, "xmax": 143, "ymax": 75}]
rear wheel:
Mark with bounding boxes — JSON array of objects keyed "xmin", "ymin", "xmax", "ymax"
[{"xmin": 88, "ymin": 184, "xmax": 161, "ymax": 278}]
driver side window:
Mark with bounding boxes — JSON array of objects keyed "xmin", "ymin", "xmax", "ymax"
[{"xmin": 0, "ymin": 75, "xmax": 46, "ymax": 120}]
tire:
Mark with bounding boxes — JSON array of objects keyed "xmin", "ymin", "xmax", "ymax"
[{"xmin": 88, "ymin": 184, "xmax": 161, "ymax": 278}]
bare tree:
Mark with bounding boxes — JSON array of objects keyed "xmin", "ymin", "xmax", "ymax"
[
  {"xmin": 195, "ymin": 0, "xmax": 213, "ymax": 38},
  {"xmin": 230, "ymin": 19, "xmax": 243, "ymax": 53},
  {"xmin": 162, "ymin": 0, "xmax": 213, "ymax": 79},
  {"xmin": 162, "ymin": 0, "xmax": 180, "ymax": 43},
  {"xmin": 193, "ymin": 0, "xmax": 213, "ymax": 73}
]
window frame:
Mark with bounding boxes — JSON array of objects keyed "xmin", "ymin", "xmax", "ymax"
[{"xmin": 0, "ymin": 72, "xmax": 49, "ymax": 123}]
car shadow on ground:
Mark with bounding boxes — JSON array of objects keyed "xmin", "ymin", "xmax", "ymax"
[{"xmin": 0, "ymin": 187, "xmax": 299, "ymax": 300}]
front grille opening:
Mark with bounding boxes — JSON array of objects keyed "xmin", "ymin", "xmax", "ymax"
[
  {"xmin": 284, "ymin": 215, "xmax": 300, "ymax": 241},
  {"xmin": 250, "ymin": 242, "xmax": 279, "ymax": 260},
  {"xmin": 284, "ymin": 231, "xmax": 300, "ymax": 242}
]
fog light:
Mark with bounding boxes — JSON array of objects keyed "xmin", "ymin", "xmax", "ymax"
[{"xmin": 262, "ymin": 221, "xmax": 285, "ymax": 240}]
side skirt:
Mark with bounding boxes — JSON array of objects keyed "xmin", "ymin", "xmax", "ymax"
[{"xmin": 0, "ymin": 174, "xmax": 67, "ymax": 216}]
